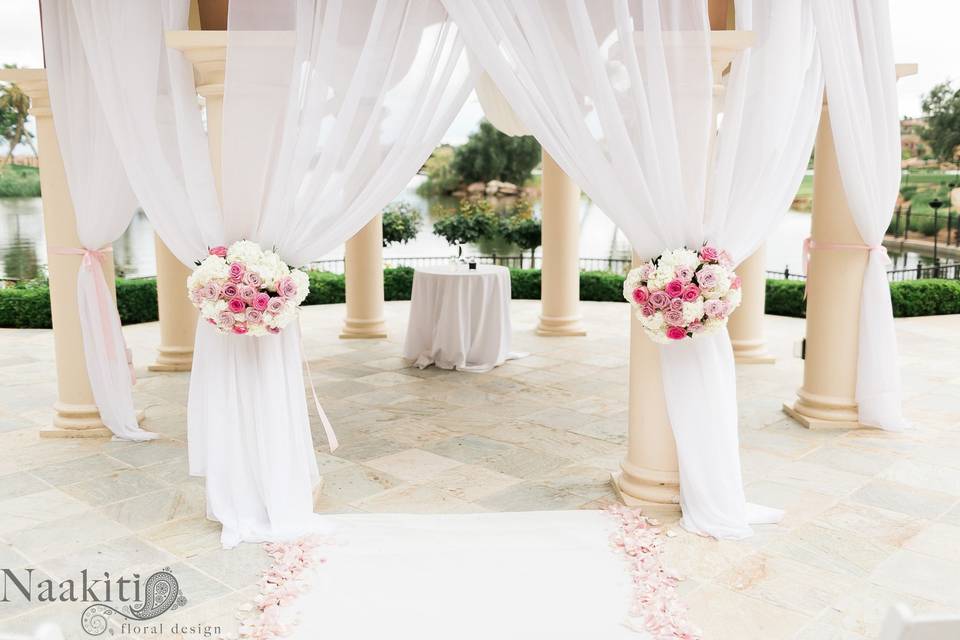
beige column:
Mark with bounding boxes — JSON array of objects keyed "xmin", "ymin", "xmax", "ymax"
[
  {"xmin": 728, "ymin": 246, "xmax": 775, "ymax": 363},
  {"xmin": 340, "ymin": 215, "xmax": 388, "ymax": 339},
  {"xmin": 536, "ymin": 151, "xmax": 586, "ymax": 337},
  {"xmin": 615, "ymin": 31, "xmax": 754, "ymax": 505},
  {"xmin": 0, "ymin": 69, "xmax": 116, "ymax": 437},
  {"xmin": 614, "ymin": 251, "xmax": 681, "ymax": 505},
  {"xmin": 783, "ymin": 64, "xmax": 917, "ymax": 430},
  {"xmin": 149, "ymin": 239, "xmax": 197, "ymax": 371}
]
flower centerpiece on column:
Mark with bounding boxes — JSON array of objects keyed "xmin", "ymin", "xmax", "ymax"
[{"xmin": 623, "ymin": 245, "xmax": 742, "ymax": 342}]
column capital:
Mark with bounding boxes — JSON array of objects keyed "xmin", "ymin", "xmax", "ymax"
[
  {"xmin": 711, "ymin": 30, "xmax": 754, "ymax": 97},
  {"xmin": 0, "ymin": 68, "xmax": 51, "ymax": 117}
]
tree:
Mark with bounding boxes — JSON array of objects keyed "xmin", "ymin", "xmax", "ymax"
[
  {"xmin": 0, "ymin": 67, "xmax": 36, "ymax": 164},
  {"xmin": 498, "ymin": 199, "xmax": 541, "ymax": 268},
  {"xmin": 431, "ymin": 199, "xmax": 498, "ymax": 246},
  {"xmin": 381, "ymin": 201, "xmax": 422, "ymax": 247},
  {"xmin": 452, "ymin": 120, "xmax": 541, "ymax": 186},
  {"xmin": 920, "ymin": 81, "xmax": 960, "ymax": 162}
]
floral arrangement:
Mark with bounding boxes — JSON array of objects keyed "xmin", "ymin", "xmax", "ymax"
[
  {"xmin": 187, "ymin": 240, "xmax": 309, "ymax": 336},
  {"xmin": 623, "ymin": 245, "xmax": 741, "ymax": 343}
]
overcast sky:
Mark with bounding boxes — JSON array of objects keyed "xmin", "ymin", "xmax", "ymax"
[{"xmin": 0, "ymin": 0, "xmax": 956, "ymax": 145}]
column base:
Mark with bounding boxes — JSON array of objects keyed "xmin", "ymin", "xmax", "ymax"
[
  {"xmin": 41, "ymin": 404, "xmax": 146, "ymax": 438},
  {"xmin": 782, "ymin": 388, "xmax": 861, "ymax": 430},
  {"xmin": 535, "ymin": 314, "xmax": 587, "ymax": 337},
  {"xmin": 731, "ymin": 338, "xmax": 775, "ymax": 364},
  {"xmin": 340, "ymin": 318, "xmax": 387, "ymax": 340},
  {"xmin": 148, "ymin": 346, "xmax": 194, "ymax": 372},
  {"xmin": 613, "ymin": 460, "xmax": 681, "ymax": 508}
]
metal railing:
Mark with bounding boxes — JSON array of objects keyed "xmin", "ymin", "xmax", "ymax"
[
  {"xmin": 309, "ymin": 254, "xmax": 635, "ymax": 275},
  {"xmin": 767, "ymin": 260, "xmax": 960, "ymax": 282}
]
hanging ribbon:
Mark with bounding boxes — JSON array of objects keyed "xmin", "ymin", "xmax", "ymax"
[
  {"xmin": 801, "ymin": 237, "xmax": 891, "ymax": 294},
  {"xmin": 298, "ymin": 319, "xmax": 339, "ymax": 453}
]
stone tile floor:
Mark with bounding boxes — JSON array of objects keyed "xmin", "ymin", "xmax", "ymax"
[{"xmin": 0, "ymin": 300, "xmax": 958, "ymax": 639}]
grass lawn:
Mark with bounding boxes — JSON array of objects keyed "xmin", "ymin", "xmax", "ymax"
[{"xmin": 0, "ymin": 164, "xmax": 41, "ymax": 198}]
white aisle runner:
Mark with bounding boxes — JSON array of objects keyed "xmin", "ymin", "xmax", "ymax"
[{"xmin": 285, "ymin": 511, "xmax": 654, "ymax": 640}]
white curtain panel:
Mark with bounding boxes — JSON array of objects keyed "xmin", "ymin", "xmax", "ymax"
[
  {"xmin": 812, "ymin": 0, "xmax": 907, "ymax": 431},
  {"xmin": 197, "ymin": 0, "xmax": 473, "ymax": 547},
  {"xmin": 444, "ymin": 0, "xmax": 820, "ymax": 538},
  {"xmin": 41, "ymin": 0, "xmax": 157, "ymax": 441}
]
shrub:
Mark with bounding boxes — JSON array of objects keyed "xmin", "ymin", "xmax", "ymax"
[
  {"xmin": 890, "ymin": 279, "xmax": 960, "ymax": 316},
  {"xmin": 499, "ymin": 199, "xmax": 541, "ymax": 266},
  {"xmin": 384, "ymin": 267, "xmax": 414, "ymax": 301},
  {"xmin": 115, "ymin": 279, "xmax": 158, "ymax": 324},
  {"xmin": 0, "ymin": 284, "xmax": 51, "ymax": 328},
  {"xmin": 580, "ymin": 271, "xmax": 625, "ymax": 302},
  {"xmin": 305, "ymin": 270, "xmax": 345, "ymax": 305},
  {"xmin": 381, "ymin": 202, "xmax": 422, "ymax": 247},
  {"xmin": 452, "ymin": 120, "xmax": 541, "ymax": 186},
  {"xmin": 509, "ymin": 268, "xmax": 541, "ymax": 299},
  {"xmin": 765, "ymin": 279, "xmax": 808, "ymax": 318}
]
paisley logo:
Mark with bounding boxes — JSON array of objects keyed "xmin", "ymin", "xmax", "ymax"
[{"xmin": 80, "ymin": 568, "xmax": 187, "ymax": 636}]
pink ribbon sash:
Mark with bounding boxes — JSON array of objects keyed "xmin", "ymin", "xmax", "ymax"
[{"xmin": 802, "ymin": 237, "xmax": 891, "ymax": 275}]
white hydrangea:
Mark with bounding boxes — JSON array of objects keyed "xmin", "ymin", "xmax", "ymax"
[
  {"xmin": 725, "ymin": 287, "xmax": 742, "ymax": 309},
  {"xmin": 647, "ymin": 263, "xmax": 676, "ymax": 290},
  {"xmin": 289, "ymin": 269, "xmax": 310, "ymax": 305},
  {"xmin": 256, "ymin": 250, "xmax": 290, "ymax": 287},
  {"xmin": 226, "ymin": 240, "xmax": 264, "ymax": 265},
  {"xmin": 682, "ymin": 298, "xmax": 704, "ymax": 324}
]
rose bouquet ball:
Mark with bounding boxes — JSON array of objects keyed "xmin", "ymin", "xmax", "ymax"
[
  {"xmin": 187, "ymin": 240, "xmax": 310, "ymax": 336},
  {"xmin": 623, "ymin": 246, "xmax": 742, "ymax": 343}
]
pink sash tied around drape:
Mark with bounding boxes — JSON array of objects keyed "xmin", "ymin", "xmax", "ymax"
[
  {"xmin": 801, "ymin": 237, "xmax": 891, "ymax": 276},
  {"xmin": 298, "ymin": 318, "xmax": 339, "ymax": 453},
  {"xmin": 50, "ymin": 246, "xmax": 137, "ymax": 387}
]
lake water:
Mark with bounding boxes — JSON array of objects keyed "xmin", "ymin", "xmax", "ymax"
[{"xmin": 0, "ymin": 175, "xmax": 926, "ymax": 280}]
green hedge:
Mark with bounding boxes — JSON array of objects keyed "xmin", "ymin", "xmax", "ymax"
[{"xmin": 1, "ymin": 268, "xmax": 958, "ymax": 329}]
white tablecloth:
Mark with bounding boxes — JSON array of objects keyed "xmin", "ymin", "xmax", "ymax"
[{"xmin": 403, "ymin": 264, "xmax": 521, "ymax": 372}]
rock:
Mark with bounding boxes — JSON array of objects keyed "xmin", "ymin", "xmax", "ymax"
[
  {"xmin": 485, "ymin": 180, "xmax": 502, "ymax": 195},
  {"xmin": 497, "ymin": 182, "xmax": 518, "ymax": 195},
  {"xmin": 452, "ymin": 190, "xmax": 467, "ymax": 198},
  {"xmin": 466, "ymin": 182, "xmax": 486, "ymax": 194}
]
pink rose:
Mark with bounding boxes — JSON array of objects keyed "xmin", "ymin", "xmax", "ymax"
[
  {"xmin": 222, "ymin": 283, "xmax": 239, "ymax": 299},
  {"xmin": 240, "ymin": 285, "xmax": 257, "ymax": 303},
  {"xmin": 232, "ymin": 323, "xmax": 248, "ymax": 335},
  {"xmin": 663, "ymin": 309, "xmax": 685, "ymax": 326},
  {"xmin": 266, "ymin": 326, "xmax": 281, "ymax": 335},
  {"xmin": 664, "ymin": 279, "xmax": 684, "ymax": 299},
  {"xmin": 697, "ymin": 269, "xmax": 718, "ymax": 289},
  {"xmin": 688, "ymin": 320, "xmax": 704, "ymax": 334},
  {"xmin": 202, "ymin": 282, "xmax": 221, "ymax": 300},
  {"xmin": 190, "ymin": 287, "xmax": 204, "ymax": 304},
  {"xmin": 245, "ymin": 308, "xmax": 263, "ymax": 325},
  {"xmin": 632, "ymin": 286, "xmax": 650, "ymax": 305},
  {"xmin": 730, "ymin": 276, "xmax": 742, "ymax": 290},
  {"xmin": 217, "ymin": 310, "xmax": 235, "ymax": 328},
  {"xmin": 277, "ymin": 277, "xmax": 298, "ymax": 298},
  {"xmin": 228, "ymin": 262, "xmax": 245, "ymax": 282},
  {"xmin": 209, "ymin": 246, "xmax": 228, "ymax": 258},
  {"xmin": 674, "ymin": 265, "xmax": 693, "ymax": 282},
  {"xmin": 681, "ymin": 283, "xmax": 700, "ymax": 302},
  {"xmin": 704, "ymin": 298, "xmax": 726, "ymax": 319},
  {"xmin": 243, "ymin": 271, "xmax": 263, "ymax": 288},
  {"xmin": 206, "ymin": 317, "xmax": 216, "ymax": 325},
  {"xmin": 668, "ymin": 298, "xmax": 683, "ymax": 313},
  {"xmin": 666, "ymin": 326, "xmax": 687, "ymax": 340},
  {"xmin": 638, "ymin": 263, "xmax": 655, "ymax": 280},
  {"xmin": 649, "ymin": 290, "xmax": 670, "ymax": 309},
  {"xmin": 266, "ymin": 297, "xmax": 285, "ymax": 314},
  {"xmin": 253, "ymin": 292, "xmax": 270, "ymax": 311},
  {"xmin": 228, "ymin": 297, "xmax": 245, "ymax": 313},
  {"xmin": 700, "ymin": 246, "xmax": 719, "ymax": 262},
  {"xmin": 641, "ymin": 303, "xmax": 655, "ymax": 318}
]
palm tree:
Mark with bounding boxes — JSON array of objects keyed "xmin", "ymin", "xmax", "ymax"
[{"xmin": 0, "ymin": 70, "xmax": 35, "ymax": 165}]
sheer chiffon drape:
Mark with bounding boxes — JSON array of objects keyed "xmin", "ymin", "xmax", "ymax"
[
  {"xmin": 445, "ymin": 0, "xmax": 820, "ymax": 538},
  {"xmin": 811, "ymin": 0, "xmax": 907, "ymax": 431},
  {"xmin": 60, "ymin": 0, "xmax": 472, "ymax": 546},
  {"xmin": 41, "ymin": 0, "xmax": 157, "ymax": 441}
]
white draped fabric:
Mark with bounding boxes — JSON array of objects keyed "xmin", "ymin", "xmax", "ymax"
[
  {"xmin": 812, "ymin": 0, "xmax": 907, "ymax": 431},
  {"xmin": 41, "ymin": 0, "xmax": 157, "ymax": 441},
  {"xmin": 444, "ymin": 0, "xmax": 820, "ymax": 538},
  {"xmin": 59, "ymin": 0, "xmax": 473, "ymax": 546}
]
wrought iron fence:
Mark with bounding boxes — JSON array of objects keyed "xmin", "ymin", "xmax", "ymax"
[
  {"xmin": 767, "ymin": 260, "xmax": 960, "ymax": 282},
  {"xmin": 309, "ymin": 255, "xmax": 635, "ymax": 275},
  {"xmin": 888, "ymin": 205, "xmax": 960, "ymax": 246}
]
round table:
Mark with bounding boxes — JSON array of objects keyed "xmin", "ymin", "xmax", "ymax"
[{"xmin": 402, "ymin": 264, "xmax": 524, "ymax": 372}]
